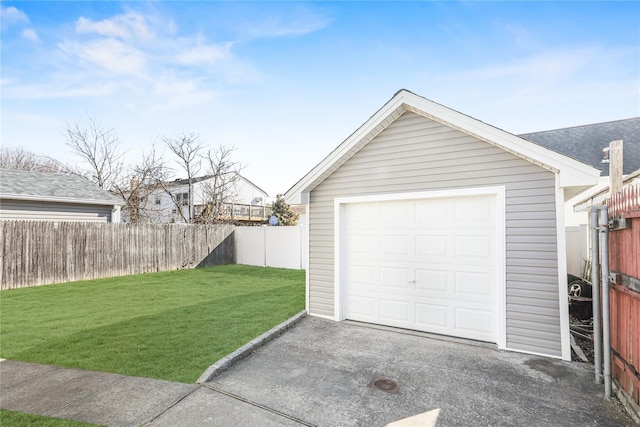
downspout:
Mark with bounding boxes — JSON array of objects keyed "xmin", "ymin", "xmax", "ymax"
[
  {"xmin": 599, "ymin": 206, "xmax": 612, "ymax": 398},
  {"xmin": 590, "ymin": 207, "xmax": 602, "ymax": 384}
]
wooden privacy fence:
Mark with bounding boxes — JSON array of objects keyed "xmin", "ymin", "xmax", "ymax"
[
  {"xmin": 606, "ymin": 184, "xmax": 640, "ymax": 412},
  {"xmin": 0, "ymin": 221, "xmax": 234, "ymax": 290}
]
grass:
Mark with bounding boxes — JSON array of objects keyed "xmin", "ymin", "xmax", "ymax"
[
  {"xmin": 0, "ymin": 265, "xmax": 305, "ymax": 383},
  {"xmin": 0, "ymin": 410, "xmax": 103, "ymax": 427}
]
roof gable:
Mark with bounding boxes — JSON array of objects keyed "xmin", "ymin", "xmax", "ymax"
[
  {"xmin": 285, "ymin": 90, "xmax": 601, "ymax": 204},
  {"xmin": 0, "ymin": 169, "xmax": 122, "ymax": 205}
]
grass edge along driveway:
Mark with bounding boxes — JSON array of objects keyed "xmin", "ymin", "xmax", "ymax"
[
  {"xmin": 0, "ymin": 265, "xmax": 305, "ymax": 383},
  {"xmin": 0, "ymin": 409, "xmax": 104, "ymax": 427}
]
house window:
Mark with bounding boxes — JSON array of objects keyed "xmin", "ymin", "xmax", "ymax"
[
  {"xmin": 155, "ymin": 195, "xmax": 161, "ymax": 205},
  {"xmin": 174, "ymin": 192, "xmax": 189, "ymax": 206}
]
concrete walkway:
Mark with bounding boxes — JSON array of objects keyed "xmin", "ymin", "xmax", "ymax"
[
  {"xmin": 1, "ymin": 316, "xmax": 636, "ymax": 426},
  {"xmin": 0, "ymin": 359, "xmax": 195, "ymax": 426}
]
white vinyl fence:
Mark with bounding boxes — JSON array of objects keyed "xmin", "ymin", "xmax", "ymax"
[
  {"xmin": 566, "ymin": 225, "xmax": 589, "ymax": 278},
  {"xmin": 234, "ymin": 226, "xmax": 306, "ymax": 270}
]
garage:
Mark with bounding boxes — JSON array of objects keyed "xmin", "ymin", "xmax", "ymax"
[
  {"xmin": 340, "ymin": 192, "xmax": 500, "ymax": 343},
  {"xmin": 286, "ymin": 90, "xmax": 600, "ymax": 359}
]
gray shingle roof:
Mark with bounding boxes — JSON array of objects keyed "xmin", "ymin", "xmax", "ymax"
[
  {"xmin": 519, "ymin": 118, "xmax": 640, "ymax": 176},
  {"xmin": 170, "ymin": 174, "xmax": 268, "ymax": 196},
  {"xmin": 0, "ymin": 169, "xmax": 122, "ymax": 205}
]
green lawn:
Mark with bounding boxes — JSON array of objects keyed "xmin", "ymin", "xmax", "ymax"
[
  {"xmin": 0, "ymin": 265, "xmax": 305, "ymax": 383},
  {"xmin": 0, "ymin": 410, "xmax": 103, "ymax": 427}
]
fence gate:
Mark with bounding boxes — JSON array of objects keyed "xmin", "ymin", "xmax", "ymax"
[{"xmin": 607, "ymin": 184, "xmax": 640, "ymax": 414}]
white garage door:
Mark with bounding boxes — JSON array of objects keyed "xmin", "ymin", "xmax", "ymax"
[{"xmin": 342, "ymin": 195, "xmax": 498, "ymax": 343}]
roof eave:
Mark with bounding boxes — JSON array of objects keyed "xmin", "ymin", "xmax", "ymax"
[{"xmin": 0, "ymin": 193, "xmax": 124, "ymax": 206}]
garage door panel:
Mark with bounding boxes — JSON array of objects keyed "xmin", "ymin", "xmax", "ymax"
[
  {"xmin": 415, "ymin": 199, "xmax": 450, "ymax": 222},
  {"xmin": 381, "ymin": 202, "xmax": 410, "ymax": 222},
  {"xmin": 415, "ymin": 303, "xmax": 449, "ymax": 328},
  {"xmin": 415, "ymin": 234, "xmax": 449, "ymax": 256},
  {"xmin": 347, "ymin": 204, "xmax": 379, "ymax": 225},
  {"xmin": 415, "ymin": 269, "xmax": 449, "ymax": 292},
  {"xmin": 348, "ymin": 295, "xmax": 376, "ymax": 318},
  {"xmin": 453, "ymin": 256, "xmax": 494, "ymax": 268},
  {"xmin": 454, "ymin": 271, "xmax": 494, "ymax": 299},
  {"xmin": 454, "ymin": 198, "xmax": 493, "ymax": 220},
  {"xmin": 379, "ymin": 235, "xmax": 409, "ymax": 255},
  {"xmin": 348, "ymin": 234, "xmax": 377, "ymax": 254},
  {"xmin": 454, "ymin": 307, "xmax": 494, "ymax": 337},
  {"xmin": 344, "ymin": 195, "xmax": 498, "ymax": 343},
  {"xmin": 348, "ymin": 265, "xmax": 376, "ymax": 286},
  {"xmin": 454, "ymin": 235, "xmax": 493, "ymax": 258},
  {"xmin": 380, "ymin": 267, "xmax": 410, "ymax": 289},
  {"xmin": 379, "ymin": 299, "xmax": 410, "ymax": 322}
]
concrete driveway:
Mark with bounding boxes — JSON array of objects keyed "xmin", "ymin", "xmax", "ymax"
[{"xmin": 154, "ymin": 316, "xmax": 632, "ymax": 427}]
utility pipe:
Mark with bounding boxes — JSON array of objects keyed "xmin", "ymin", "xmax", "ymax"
[
  {"xmin": 591, "ymin": 207, "xmax": 602, "ymax": 384},
  {"xmin": 599, "ymin": 206, "xmax": 612, "ymax": 399}
]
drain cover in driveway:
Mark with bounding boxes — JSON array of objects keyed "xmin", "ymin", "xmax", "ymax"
[{"xmin": 368, "ymin": 376, "xmax": 401, "ymax": 394}]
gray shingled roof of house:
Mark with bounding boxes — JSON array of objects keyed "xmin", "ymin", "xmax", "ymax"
[
  {"xmin": 170, "ymin": 174, "xmax": 269, "ymax": 196},
  {"xmin": 0, "ymin": 169, "xmax": 122, "ymax": 205},
  {"xmin": 519, "ymin": 117, "xmax": 640, "ymax": 176}
]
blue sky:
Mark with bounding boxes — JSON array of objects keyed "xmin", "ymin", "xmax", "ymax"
[{"xmin": 1, "ymin": 1, "xmax": 638, "ymax": 196}]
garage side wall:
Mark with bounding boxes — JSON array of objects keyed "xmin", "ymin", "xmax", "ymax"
[{"xmin": 308, "ymin": 111, "xmax": 561, "ymax": 357}]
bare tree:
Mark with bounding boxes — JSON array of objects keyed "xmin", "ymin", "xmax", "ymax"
[
  {"xmin": 197, "ymin": 145, "xmax": 243, "ymax": 224},
  {"xmin": 63, "ymin": 118, "xmax": 123, "ymax": 190},
  {"xmin": 111, "ymin": 146, "xmax": 171, "ymax": 223},
  {"xmin": 0, "ymin": 146, "xmax": 70, "ymax": 173},
  {"xmin": 162, "ymin": 132, "xmax": 203, "ymax": 223}
]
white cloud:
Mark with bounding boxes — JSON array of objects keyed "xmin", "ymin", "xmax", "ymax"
[
  {"xmin": 3, "ymin": 80, "xmax": 119, "ymax": 100},
  {"xmin": 75, "ymin": 11, "xmax": 153, "ymax": 41},
  {"xmin": 427, "ymin": 45, "xmax": 639, "ymax": 133},
  {"xmin": 468, "ymin": 49, "xmax": 595, "ymax": 81},
  {"xmin": 150, "ymin": 77, "xmax": 217, "ymax": 111},
  {"xmin": 243, "ymin": 12, "xmax": 330, "ymax": 39},
  {"xmin": 174, "ymin": 43, "xmax": 233, "ymax": 65},
  {"xmin": 0, "ymin": 6, "xmax": 28, "ymax": 27},
  {"xmin": 58, "ymin": 38, "xmax": 147, "ymax": 76},
  {"xmin": 2, "ymin": 6, "xmax": 321, "ymax": 112},
  {"xmin": 21, "ymin": 28, "xmax": 39, "ymax": 42}
]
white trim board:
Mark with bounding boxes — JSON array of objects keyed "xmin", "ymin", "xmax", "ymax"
[
  {"xmin": 333, "ymin": 186, "xmax": 507, "ymax": 350},
  {"xmin": 1, "ymin": 194, "xmax": 122, "ymax": 206},
  {"xmin": 555, "ymin": 173, "xmax": 572, "ymax": 361}
]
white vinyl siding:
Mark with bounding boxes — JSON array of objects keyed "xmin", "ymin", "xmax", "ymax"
[
  {"xmin": 0, "ymin": 199, "xmax": 114, "ymax": 222},
  {"xmin": 308, "ymin": 111, "xmax": 561, "ymax": 357}
]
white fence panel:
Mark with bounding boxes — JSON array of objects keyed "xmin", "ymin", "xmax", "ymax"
[
  {"xmin": 235, "ymin": 226, "xmax": 306, "ymax": 270},
  {"xmin": 234, "ymin": 227, "xmax": 266, "ymax": 267},
  {"xmin": 266, "ymin": 226, "xmax": 302, "ymax": 269},
  {"xmin": 566, "ymin": 225, "xmax": 589, "ymax": 277}
]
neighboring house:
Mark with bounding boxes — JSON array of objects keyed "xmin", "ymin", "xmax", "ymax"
[
  {"xmin": 285, "ymin": 89, "xmax": 600, "ymax": 361},
  {"xmin": 573, "ymin": 168, "xmax": 640, "ymax": 212},
  {"xmin": 520, "ymin": 117, "xmax": 640, "ymax": 227},
  {"xmin": 140, "ymin": 174, "xmax": 269, "ymax": 224},
  {"xmin": 0, "ymin": 168, "xmax": 122, "ymax": 223},
  {"xmin": 520, "ymin": 118, "xmax": 639, "ymax": 276}
]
